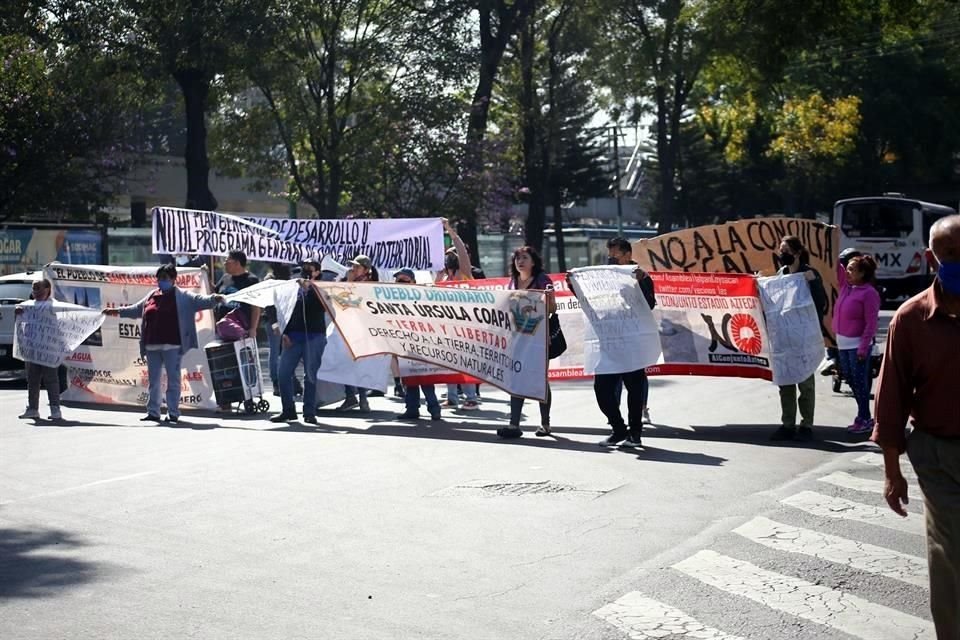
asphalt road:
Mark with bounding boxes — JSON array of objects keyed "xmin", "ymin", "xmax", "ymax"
[{"xmin": 1, "ymin": 311, "xmax": 932, "ymax": 640}]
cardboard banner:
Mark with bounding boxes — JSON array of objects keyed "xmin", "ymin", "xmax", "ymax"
[
  {"xmin": 568, "ymin": 266, "xmax": 662, "ymax": 375},
  {"xmin": 757, "ymin": 274, "xmax": 825, "ymax": 385},
  {"xmin": 13, "ymin": 300, "xmax": 105, "ymax": 368},
  {"xmin": 647, "ymin": 272, "xmax": 772, "ymax": 380},
  {"xmin": 44, "ymin": 264, "xmax": 218, "ymax": 409},
  {"xmin": 437, "ymin": 274, "xmax": 587, "ymax": 380},
  {"xmin": 312, "ymin": 280, "xmax": 548, "ymax": 400},
  {"xmin": 244, "ymin": 217, "xmax": 445, "ymax": 271},
  {"xmin": 633, "ymin": 217, "xmax": 839, "ymax": 346}
]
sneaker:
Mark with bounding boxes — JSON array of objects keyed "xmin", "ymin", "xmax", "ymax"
[
  {"xmin": 818, "ymin": 358, "xmax": 837, "ymax": 376},
  {"xmin": 442, "ymin": 400, "xmax": 458, "ymax": 409},
  {"xmin": 49, "ymin": 408, "xmax": 63, "ymax": 421},
  {"xmin": 430, "ymin": 411, "xmax": 442, "ymax": 421},
  {"xmin": 163, "ymin": 415, "xmax": 179, "ymax": 424},
  {"xmin": 215, "ymin": 405, "xmax": 233, "ymax": 414},
  {"xmin": 359, "ymin": 399, "xmax": 370, "ymax": 412},
  {"xmin": 18, "ymin": 407, "xmax": 39, "ymax": 419},
  {"xmin": 337, "ymin": 397, "xmax": 359, "ymax": 411},
  {"xmin": 796, "ymin": 426, "xmax": 814, "ymax": 441},
  {"xmin": 367, "ymin": 390, "xmax": 385, "ymax": 397},
  {"xmin": 621, "ymin": 436, "xmax": 643, "ymax": 449},
  {"xmin": 599, "ymin": 434, "xmax": 626, "ymax": 448},
  {"xmin": 270, "ymin": 413, "xmax": 297, "ymax": 423},
  {"xmin": 848, "ymin": 419, "xmax": 873, "ymax": 435},
  {"xmin": 397, "ymin": 411, "xmax": 419, "ymax": 420},
  {"xmin": 770, "ymin": 426, "xmax": 796, "ymax": 441},
  {"xmin": 535, "ymin": 425, "xmax": 551, "ymax": 437},
  {"xmin": 642, "ymin": 408, "xmax": 651, "ymax": 424},
  {"xmin": 303, "ymin": 415, "xmax": 318, "ymax": 425},
  {"xmin": 140, "ymin": 414, "xmax": 162, "ymax": 422},
  {"xmin": 497, "ymin": 426, "xmax": 523, "ymax": 439},
  {"xmin": 461, "ymin": 400, "xmax": 479, "ymax": 411}
]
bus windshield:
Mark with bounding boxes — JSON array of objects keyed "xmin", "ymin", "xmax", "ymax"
[{"xmin": 839, "ymin": 201, "xmax": 914, "ymax": 238}]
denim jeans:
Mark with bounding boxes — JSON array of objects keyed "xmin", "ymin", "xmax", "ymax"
[
  {"xmin": 278, "ymin": 334, "xmax": 326, "ymax": 417},
  {"xmin": 446, "ymin": 383, "xmax": 477, "ymax": 404},
  {"xmin": 146, "ymin": 348, "xmax": 183, "ymax": 418},
  {"xmin": 838, "ymin": 348, "xmax": 872, "ymax": 420},
  {"xmin": 405, "ymin": 384, "xmax": 440, "ymax": 416},
  {"xmin": 267, "ymin": 330, "xmax": 281, "ymax": 387}
]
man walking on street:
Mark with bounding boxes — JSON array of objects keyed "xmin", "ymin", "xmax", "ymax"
[{"xmin": 874, "ymin": 214, "xmax": 960, "ymax": 639}]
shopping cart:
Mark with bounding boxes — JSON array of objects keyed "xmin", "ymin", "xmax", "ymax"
[{"xmin": 205, "ymin": 337, "xmax": 270, "ymax": 414}]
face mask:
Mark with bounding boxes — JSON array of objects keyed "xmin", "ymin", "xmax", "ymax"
[
  {"xmin": 938, "ymin": 261, "xmax": 960, "ymax": 296},
  {"xmin": 607, "ymin": 256, "xmax": 620, "ymax": 265},
  {"xmin": 302, "ymin": 270, "xmax": 314, "ymax": 280},
  {"xmin": 175, "ymin": 255, "xmax": 189, "ymax": 266},
  {"xmin": 779, "ymin": 252, "xmax": 795, "ymax": 267},
  {"xmin": 158, "ymin": 279, "xmax": 174, "ymax": 292}
]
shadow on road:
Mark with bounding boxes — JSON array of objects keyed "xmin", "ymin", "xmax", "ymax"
[
  {"xmin": 0, "ymin": 526, "xmax": 104, "ymax": 599},
  {"xmin": 646, "ymin": 422, "xmax": 877, "ymax": 453}
]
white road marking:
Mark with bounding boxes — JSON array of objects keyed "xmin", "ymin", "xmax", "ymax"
[
  {"xmin": 818, "ymin": 471, "xmax": 885, "ymax": 494},
  {"xmin": 0, "ymin": 471, "xmax": 159, "ymax": 505},
  {"xmin": 734, "ymin": 516, "xmax": 928, "ymax": 588},
  {"xmin": 855, "ymin": 453, "xmax": 917, "ymax": 478},
  {"xmin": 781, "ymin": 490, "xmax": 924, "ymax": 536},
  {"xmin": 593, "ymin": 591, "xmax": 746, "ymax": 639},
  {"xmin": 674, "ymin": 550, "xmax": 934, "ymax": 640}
]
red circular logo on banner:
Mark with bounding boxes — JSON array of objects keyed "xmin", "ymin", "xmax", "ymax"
[{"xmin": 731, "ymin": 314, "xmax": 763, "ymax": 355}]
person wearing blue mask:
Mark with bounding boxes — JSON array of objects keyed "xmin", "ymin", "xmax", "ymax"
[
  {"xmin": 103, "ymin": 264, "xmax": 224, "ymax": 424},
  {"xmin": 874, "ymin": 214, "xmax": 960, "ymax": 638}
]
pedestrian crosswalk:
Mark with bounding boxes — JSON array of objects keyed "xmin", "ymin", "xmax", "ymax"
[{"xmin": 592, "ymin": 451, "xmax": 933, "ymax": 639}]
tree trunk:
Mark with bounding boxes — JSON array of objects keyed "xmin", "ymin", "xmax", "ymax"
[
  {"xmin": 551, "ymin": 195, "xmax": 566, "ymax": 272},
  {"xmin": 174, "ymin": 68, "xmax": 217, "ymax": 212},
  {"xmin": 655, "ymin": 88, "xmax": 674, "ymax": 235},
  {"xmin": 520, "ymin": 6, "xmax": 546, "ymax": 254}
]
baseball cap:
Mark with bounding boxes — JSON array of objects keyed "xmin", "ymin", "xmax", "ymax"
[
  {"xmin": 350, "ymin": 254, "xmax": 372, "ymax": 269},
  {"xmin": 395, "ymin": 268, "xmax": 416, "ymax": 282}
]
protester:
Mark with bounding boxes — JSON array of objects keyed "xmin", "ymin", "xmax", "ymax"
[
  {"xmin": 436, "ymin": 219, "xmax": 481, "ymax": 410},
  {"xmin": 393, "ymin": 268, "xmax": 442, "ymax": 421},
  {"xmin": 271, "ymin": 260, "xmax": 326, "ymax": 425},
  {"xmin": 874, "ymin": 214, "xmax": 960, "ymax": 639},
  {"xmin": 580, "ymin": 237, "xmax": 657, "ymax": 448},
  {"xmin": 213, "ymin": 250, "xmax": 261, "ymax": 413},
  {"xmin": 263, "ymin": 263, "xmax": 292, "ymax": 396},
  {"xmin": 103, "ymin": 264, "xmax": 223, "ymax": 424},
  {"xmin": 337, "ymin": 254, "xmax": 375, "ymax": 412},
  {"xmin": 770, "ymin": 235, "xmax": 828, "ymax": 442},
  {"xmin": 497, "ymin": 246, "xmax": 556, "ymax": 439},
  {"xmin": 833, "ymin": 253, "xmax": 881, "ymax": 434},
  {"xmin": 16, "ymin": 279, "xmax": 63, "ymax": 421}
]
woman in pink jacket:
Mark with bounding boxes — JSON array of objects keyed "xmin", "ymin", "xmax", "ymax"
[{"xmin": 833, "ymin": 254, "xmax": 881, "ymax": 434}]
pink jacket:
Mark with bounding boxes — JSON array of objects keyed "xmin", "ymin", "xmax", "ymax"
[{"xmin": 833, "ymin": 261, "xmax": 881, "ymax": 356}]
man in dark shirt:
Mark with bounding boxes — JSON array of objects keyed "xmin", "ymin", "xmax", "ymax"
[
  {"xmin": 568, "ymin": 236, "xmax": 657, "ymax": 450},
  {"xmin": 270, "ymin": 259, "xmax": 326, "ymax": 425},
  {"xmin": 874, "ymin": 214, "xmax": 960, "ymax": 638},
  {"xmin": 214, "ymin": 250, "xmax": 261, "ymax": 333}
]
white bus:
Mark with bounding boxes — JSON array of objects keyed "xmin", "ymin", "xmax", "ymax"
[{"xmin": 833, "ymin": 194, "xmax": 956, "ymax": 300}]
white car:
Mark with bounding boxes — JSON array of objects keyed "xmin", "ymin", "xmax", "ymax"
[{"xmin": 0, "ymin": 271, "xmax": 44, "ymax": 380}]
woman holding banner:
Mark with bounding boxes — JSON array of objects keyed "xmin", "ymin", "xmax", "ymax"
[
  {"xmin": 337, "ymin": 254, "xmax": 376, "ymax": 412},
  {"xmin": 103, "ymin": 264, "xmax": 224, "ymax": 424},
  {"xmin": 498, "ymin": 246, "xmax": 556, "ymax": 439},
  {"xmin": 770, "ymin": 235, "xmax": 829, "ymax": 442},
  {"xmin": 834, "ymin": 254, "xmax": 881, "ymax": 434}
]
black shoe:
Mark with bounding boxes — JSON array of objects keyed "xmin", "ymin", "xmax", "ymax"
[
  {"xmin": 393, "ymin": 383, "xmax": 405, "ymax": 398},
  {"xmin": 430, "ymin": 411, "xmax": 442, "ymax": 421},
  {"xmin": 770, "ymin": 426, "xmax": 797, "ymax": 441},
  {"xmin": 796, "ymin": 426, "xmax": 814, "ymax": 441},
  {"xmin": 337, "ymin": 397, "xmax": 359, "ymax": 411},
  {"xmin": 599, "ymin": 434, "xmax": 626, "ymax": 448},
  {"xmin": 397, "ymin": 411, "xmax": 419, "ymax": 420},
  {"xmin": 140, "ymin": 414, "xmax": 162, "ymax": 422},
  {"xmin": 270, "ymin": 413, "xmax": 297, "ymax": 423},
  {"xmin": 367, "ymin": 389, "xmax": 385, "ymax": 397},
  {"xmin": 303, "ymin": 415, "xmax": 318, "ymax": 425},
  {"xmin": 497, "ymin": 426, "xmax": 523, "ymax": 439},
  {"xmin": 621, "ymin": 436, "xmax": 643, "ymax": 449},
  {"xmin": 163, "ymin": 416, "xmax": 179, "ymax": 424}
]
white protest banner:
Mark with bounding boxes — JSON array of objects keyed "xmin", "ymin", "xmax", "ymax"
[
  {"xmin": 245, "ymin": 216, "xmax": 445, "ymax": 271},
  {"xmin": 312, "ymin": 281, "xmax": 548, "ymax": 400},
  {"xmin": 222, "ymin": 278, "xmax": 301, "ymax": 332},
  {"xmin": 568, "ymin": 266, "xmax": 662, "ymax": 375},
  {"xmin": 44, "ymin": 264, "xmax": 218, "ymax": 409},
  {"xmin": 152, "ymin": 207, "xmax": 313, "ymax": 263},
  {"xmin": 438, "ymin": 274, "xmax": 587, "ymax": 380},
  {"xmin": 757, "ymin": 273, "xmax": 825, "ymax": 386},
  {"xmin": 647, "ymin": 272, "xmax": 772, "ymax": 380},
  {"xmin": 13, "ymin": 300, "xmax": 105, "ymax": 367},
  {"xmin": 315, "ymin": 323, "xmax": 392, "ymax": 392}
]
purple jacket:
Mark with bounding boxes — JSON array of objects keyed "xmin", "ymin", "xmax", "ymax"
[{"xmin": 832, "ymin": 261, "xmax": 881, "ymax": 356}]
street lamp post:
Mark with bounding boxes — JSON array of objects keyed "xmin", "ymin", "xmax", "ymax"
[{"xmin": 611, "ymin": 124, "xmax": 624, "ymax": 235}]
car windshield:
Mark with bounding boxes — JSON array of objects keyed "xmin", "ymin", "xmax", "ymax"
[
  {"xmin": 840, "ymin": 202, "xmax": 914, "ymax": 238},
  {"xmin": 0, "ymin": 282, "xmax": 33, "ymax": 303}
]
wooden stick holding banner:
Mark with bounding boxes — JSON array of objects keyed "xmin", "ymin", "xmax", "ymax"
[{"xmin": 311, "ymin": 280, "xmax": 549, "ymax": 401}]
